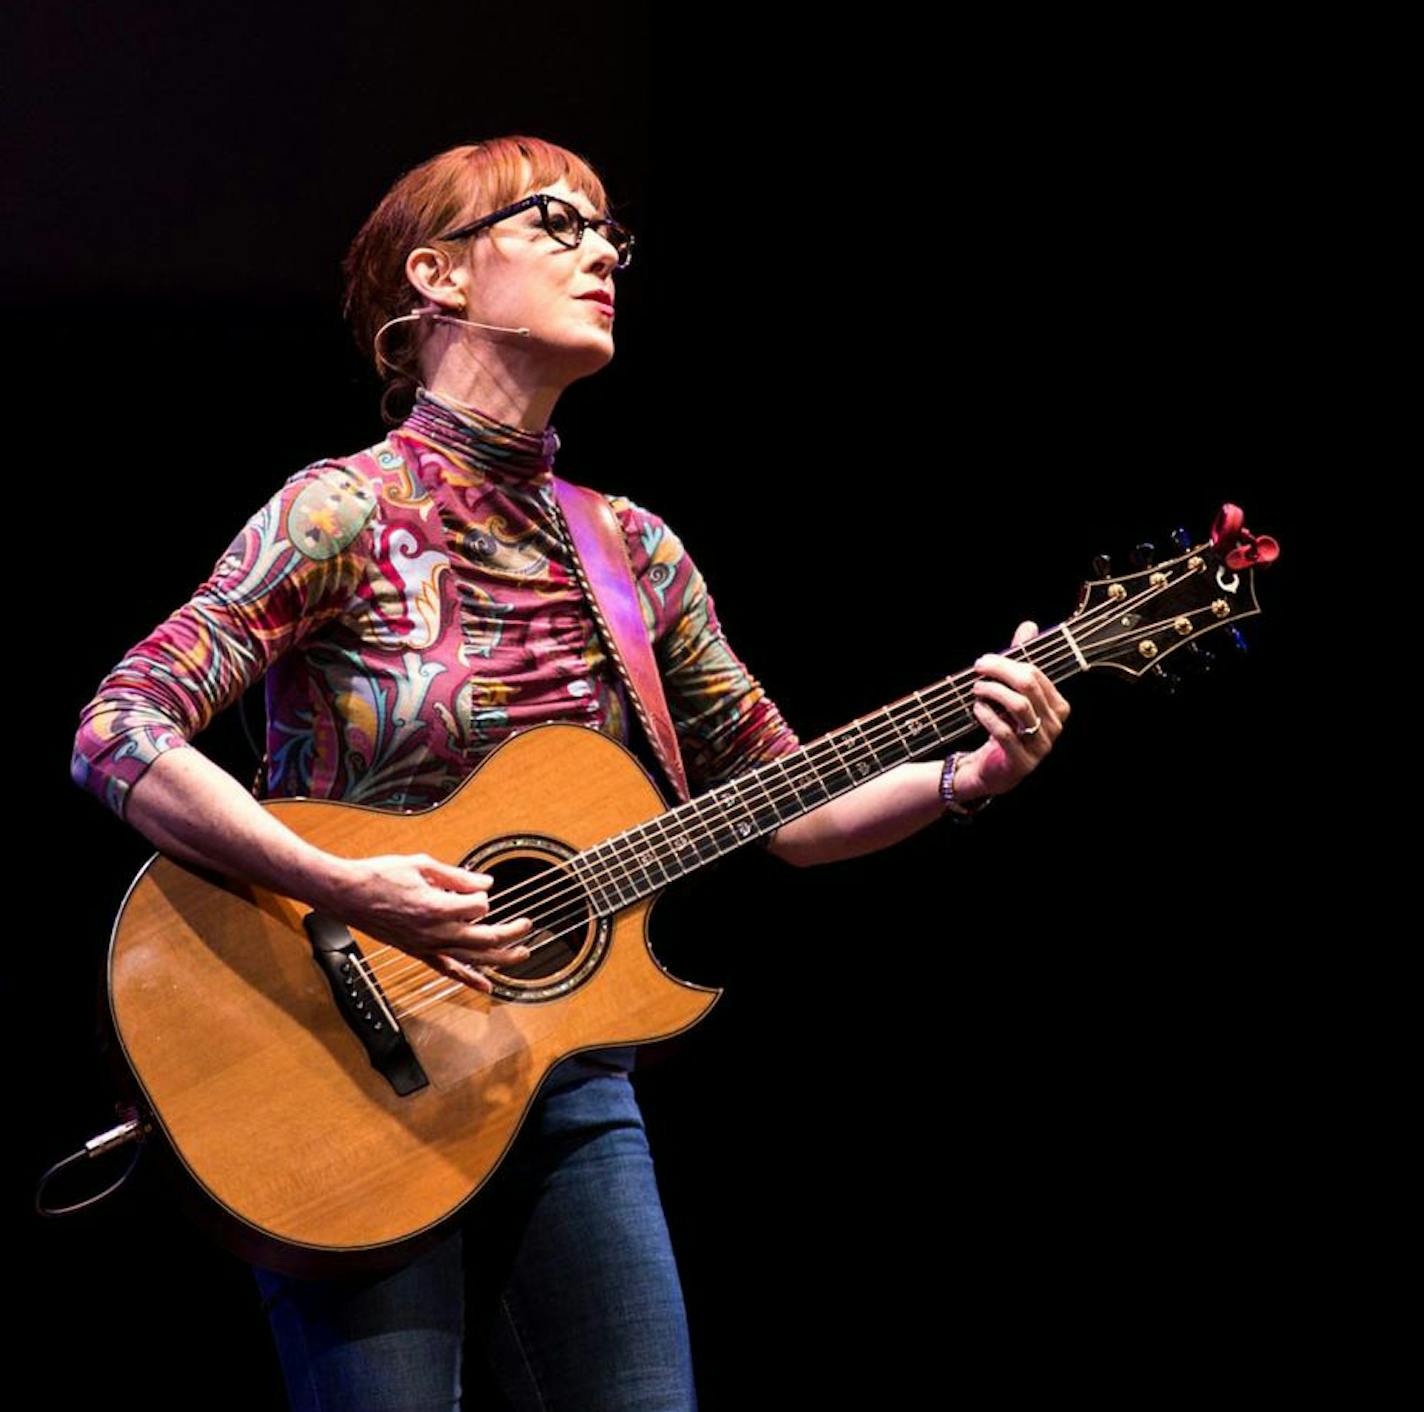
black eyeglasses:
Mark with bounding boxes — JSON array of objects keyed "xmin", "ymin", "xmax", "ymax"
[{"xmin": 436, "ymin": 194, "xmax": 635, "ymax": 270}]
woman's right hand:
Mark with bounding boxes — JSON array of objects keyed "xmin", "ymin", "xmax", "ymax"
[
  {"xmin": 118, "ymin": 751, "xmax": 531, "ymax": 995},
  {"xmin": 319, "ymin": 853, "xmax": 535, "ymax": 994}
]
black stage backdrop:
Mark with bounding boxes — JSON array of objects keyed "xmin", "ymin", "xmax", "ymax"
[{"xmin": 12, "ymin": 5, "xmax": 1324, "ymax": 1406}]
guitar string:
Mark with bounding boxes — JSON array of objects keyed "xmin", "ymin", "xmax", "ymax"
[
  {"xmin": 369, "ymin": 566, "xmax": 1230, "ymax": 1014},
  {"xmin": 371, "ymin": 567, "xmax": 1220, "ymax": 1010},
  {"xmin": 364, "ymin": 565, "xmax": 1220, "ymax": 1007}
]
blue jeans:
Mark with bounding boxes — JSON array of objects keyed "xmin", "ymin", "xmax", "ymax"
[{"xmin": 251, "ymin": 1071, "xmax": 697, "ymax": 1410}]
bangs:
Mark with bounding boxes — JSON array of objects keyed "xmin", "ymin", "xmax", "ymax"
[{"xmin": 455, "ymin": 137, "xmax": 612, "ymax": 224}]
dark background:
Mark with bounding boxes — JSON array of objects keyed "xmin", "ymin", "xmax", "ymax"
[{"xmin": 13, "ymin": 3, "xmax": 1325, "ymax": 1405}]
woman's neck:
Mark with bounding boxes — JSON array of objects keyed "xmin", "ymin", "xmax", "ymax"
[{"xmin": 422, "ymin": 342, "xmax": 565, "ymax": 432}]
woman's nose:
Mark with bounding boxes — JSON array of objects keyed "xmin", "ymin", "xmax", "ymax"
[{"xmin": 583, "ymin": 229, "xmax": 620, "ymax": 272}]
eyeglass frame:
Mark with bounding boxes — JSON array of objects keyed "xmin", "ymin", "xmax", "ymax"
[{"xmin": 434, "ymin": 194, "xmax": 635, "ymax": 270}]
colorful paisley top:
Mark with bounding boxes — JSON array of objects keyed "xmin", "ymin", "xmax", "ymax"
[{"xmin": 71, "ymin": 385, "xmax": 802, "ymax": 1081}]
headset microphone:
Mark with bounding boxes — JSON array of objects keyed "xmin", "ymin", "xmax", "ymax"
[
  {"xmin": 372, "ymin": 306, "xmax": 531, "ymax": 375},
  {"xmin": 426, "ymin": 310, "xmax": 531, "ymax": 339}
]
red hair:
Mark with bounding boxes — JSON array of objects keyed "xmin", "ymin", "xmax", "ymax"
[{"xmin": 341, "ymin": 137, "xmax": 611, "ymax": 425}]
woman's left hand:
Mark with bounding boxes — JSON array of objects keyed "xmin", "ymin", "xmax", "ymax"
[{"xmin": 953, "ymin": 620, "xmax": 1070, "ymax": 802}]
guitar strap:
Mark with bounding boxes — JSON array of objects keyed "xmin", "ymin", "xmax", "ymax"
[{"xmin": 552, "ymin": 477, "xmax": 692, "ymax": 806}]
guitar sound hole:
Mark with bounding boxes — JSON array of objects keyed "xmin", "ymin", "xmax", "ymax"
[{"xmin": 461, "ymin": 843, "xmax": 603, "ymax": 998}]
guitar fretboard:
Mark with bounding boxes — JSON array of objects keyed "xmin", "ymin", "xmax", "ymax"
[{"xmin": 568, "ymin": 625, "xmax": 1083, "ymax": 914}]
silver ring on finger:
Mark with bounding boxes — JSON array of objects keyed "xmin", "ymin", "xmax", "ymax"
[{"xmin": 1016, "ymin": 715, "xmax": 1042, "ymax": 738}]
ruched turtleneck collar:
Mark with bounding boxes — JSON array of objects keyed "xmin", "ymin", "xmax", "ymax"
[{"xmin": 398, "ymin": 385, "xmax": 561, "ymax": 485}]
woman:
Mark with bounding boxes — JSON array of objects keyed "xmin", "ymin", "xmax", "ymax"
[{"xmin": 72, "ymin": 136, "xmax": 1069, "ymax": 1409}]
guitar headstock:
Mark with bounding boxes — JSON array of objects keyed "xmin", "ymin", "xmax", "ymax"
[{"xmin": 1068, "ymin": 504, "xmax": 1280, "ymax": 680}]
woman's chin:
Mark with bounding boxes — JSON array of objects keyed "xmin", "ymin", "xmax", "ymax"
[{"xmin": 561, "ymin": 337, "xmax": 615, "ymax": 380}]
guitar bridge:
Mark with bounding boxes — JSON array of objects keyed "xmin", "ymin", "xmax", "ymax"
[{"xmin": 302, "ymin": 912, "xmax": 430, "ymax": 1097}]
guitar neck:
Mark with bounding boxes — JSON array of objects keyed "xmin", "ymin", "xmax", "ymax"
[{"xmin": 569, "ymin": 624, "xmax": 1084, "ymax": 914}]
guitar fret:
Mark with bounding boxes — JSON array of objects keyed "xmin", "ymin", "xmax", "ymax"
[
  {"xmin": 816, "ymin": 732, "xmax": 856, "ymax": 794},
  {"xmin": 910, "ymin": 690, "xmax": 950, "ymax": 747},
  {"xmin": 866, "ymin": 712, "xmax": 894, "ymax": 761},
  {"xmin": 942, "ymin": 674, "xmax": 972, "ymax": 730},
  {"xmin": 890, "ymin": 695, "xmax": 944, "ymax": 755},
  {"xmin": 881, "ymin": 703, "xmax": 914, "ymax": 757},
  {"xmin": 848, "ymin": 719, "xmax": 890, "ymax": 771},
  {"xmin": 622, "ymin": 821, "xmax": 673, "ymax": 890},
  {"xmin": 774, "ymin": 751, "xmax": 831, "ymax": 814},
  {"xmin": 1021, "ymin": 628, "xmax": 1072, "ymax": 685},
  {"xmin": 818, "ymin": 739, "xmax": 851, "ymax": 794},
  {"xmin": 568, "ymin": 853, "xmax": 613, "ymax": 916},
  {"xmin": 590, "ymin": 838, "xmax": 637, "ymax": 909},
  {"xmin": 677, "ymin": 796, "xmax": 725, "ymax": 863},
  {"xmin": 722, "ymin": 776, "xmax": 767, "ymax": 845},
  {"xmin": 650, "ymin": 806, "xmax": 701, "ymax": 876},
  {"xmin": 721, "ymin": 785, "xmax": 757, "ymax": 850},
  {"xmin": 828, "ymin": 724, "xmax": 876, "ymax": 787}
]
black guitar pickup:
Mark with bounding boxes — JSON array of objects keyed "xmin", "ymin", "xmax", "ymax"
[{"xmin": 302, "ymin": 912, "xmax": 430, "ymax": 1097}]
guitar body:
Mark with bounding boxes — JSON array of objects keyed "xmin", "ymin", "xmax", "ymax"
[{"xmin": 107, "ymin": 723, "xmax": 717, "ymax": 1277}]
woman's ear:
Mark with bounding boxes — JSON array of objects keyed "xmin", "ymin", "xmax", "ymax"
[{"xmin": 405, "ymin": 247, "xmax": 465, "ymax": 312}]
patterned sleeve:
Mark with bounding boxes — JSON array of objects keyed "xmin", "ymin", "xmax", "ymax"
[
  {"xmin": 70, "ymin": 462, "xmax": 375, "ymax": 820},
  {"xmin": 609, "ymin": 496, "xmax": 801, "ymax": 798}
]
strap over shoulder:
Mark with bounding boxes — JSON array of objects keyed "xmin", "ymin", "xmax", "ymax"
[{"xmin": 552, "ymin": 477, "xmax": 691, "ymax": 805}]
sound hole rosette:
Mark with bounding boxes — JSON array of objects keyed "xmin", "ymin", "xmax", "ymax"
[{"xmin": 457, "ymin": 835, "xmax": 608, "ymax": 1003}]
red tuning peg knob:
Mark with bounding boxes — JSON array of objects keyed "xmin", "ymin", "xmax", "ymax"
[{"xmin": 1211, "ymin": 503, "xmax": 1280, "ymax": 572}]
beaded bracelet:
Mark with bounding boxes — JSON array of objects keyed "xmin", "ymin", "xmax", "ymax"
[{"xmin": 939, "ymin": 752, "xmax": 991, "ymax": 822}]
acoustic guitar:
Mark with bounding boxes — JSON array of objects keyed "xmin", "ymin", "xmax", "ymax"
[{"xmin": 102, "ymin": 505, "xmax": 1278, "ymax": 1277}]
